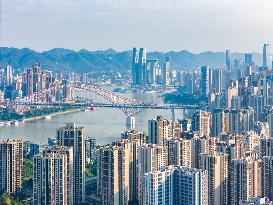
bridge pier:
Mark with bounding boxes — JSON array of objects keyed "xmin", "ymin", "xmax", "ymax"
[
  {"xmin": 126, "ymin": 116, "xmax": 135, "ymax": 131},
  {"xmin": 171, "ymin": 108, "xmax": 175, "ymax": 123}
]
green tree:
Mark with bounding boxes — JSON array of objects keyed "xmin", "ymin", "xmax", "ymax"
[{"xmin": 0, "ymin": 192, "xmax": 12, "ymax": 205}]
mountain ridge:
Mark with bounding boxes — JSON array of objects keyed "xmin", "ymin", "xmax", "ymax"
[{"xmin": 0, "ymin": 47, "xmax": 263, "ymax": 73}]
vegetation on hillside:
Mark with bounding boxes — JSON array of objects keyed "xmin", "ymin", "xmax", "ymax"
[{"xmin": 0, "ymin": 106, "xmax": 81, "ymax": 121}]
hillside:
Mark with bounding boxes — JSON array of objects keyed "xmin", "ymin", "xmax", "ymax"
[{"xmin": 0, "ymin": 47, "xmax": 262, "ymax": 73}]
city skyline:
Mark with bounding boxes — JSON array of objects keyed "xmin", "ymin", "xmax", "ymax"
[
  {"xmin": 2, "ymin": 1, "xmax": 273, "ymax": 204},
  {"xmin": 2, "ymin": 0, "xmax": 273, "ymax": 52}
]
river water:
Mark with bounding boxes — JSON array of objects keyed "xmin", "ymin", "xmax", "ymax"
[{"xmin": 0, "ymin": 86, "xmax": 185, "ymax": 145}]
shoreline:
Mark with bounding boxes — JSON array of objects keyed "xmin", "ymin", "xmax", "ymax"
[
  {"xmin": 0, "ymin": 108, "xmax": 83, "ymax": 126},
  {"xmin": 22, "ymin": 108, "xmax": 82, "ymax": 123}
]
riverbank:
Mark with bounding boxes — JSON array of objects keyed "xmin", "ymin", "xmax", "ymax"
[
  {"xmin": 22, "ymin": 108, "xmax": 82, "ymax": 123},
  {"xmin": 0, "ymin": 106, "xmax": 87, "ymax": 126}
]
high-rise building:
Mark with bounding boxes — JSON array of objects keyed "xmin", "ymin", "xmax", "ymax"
[
  {"xmin": 262, "ymin": 157, "xmax": 273, "ymax": 201},
  {"xmin": 85, "ymin": 137, "xmax": 96, "ymax": 164},
  {"xmin": 173, "ymin": 166, "xmax": 208, "ymax": 205},
  {"xmin": 245, "ymin": 53, "xmax": 253, "ymax": 67},
  {"xmin": 201, "ymin": 152, "xmax": 228, "ymax": 205},
  {"xmin": 227, "ymin": 80, "xmax": 239, "ymax": 108},
  {"xmin": 138, "ymin": 144, "xmax": 166, "ymax": 200},
  {"xmin": 229, "ymin": 158, "xmax": 262, "ymax": 205},
  {"xmin": 216, "ymin": 68, "xmax": 223, "ymax": 93},
  {"xmin": 212, "ymin": 108, "xmax": 229, "ymax": 137},
  {"xmin": 263, "ymin": 44, "xmax": 270, "ymax": 68},
  {"xmin": 260, "ymin": 138, "xmax": 273, "ymax": 158},
  {"xmin": 97, "ymin": 141, "xmax": 131, "ymax": 205},
  {"xmin": 33, "ymin": 151, "xmax": 73, "ymax": 205},
  {"xmin": 23, "ymin": 141, "xmax": 40, "ymax": 159},
  {"xmin": 148, "ymin": 116, "xmax": 173, "ymax": 146},
  {"xmin": 142, "ymin": 166, "xmax": 208, "ymax": 205},
  {"xmin": 226, "ymin": 50, "xmax": 231, "ymax": 71},
  {"xmin": 0, "ymin": 139, "xmax": 23, "ymax": 194},
  {"xmin": 132, "ymin": 47, "xmax": 138, "ymax": 86},
  {"xmin": 163, "ymin": 57, "xmax": 171, "ymax": 87},
  {"xmin": 33, "ymin": 63, "xmax": 41, "ymax": 93},
  {"xmin": 131, "ymin": 47, "xmax": 147, "ymax": 86},
  {"xmin": 57, "ymin": 123, "xmax": 85, "ymax": 204},
  {"xmin": 121, "ymin": 130, "xmax": 146, "ymax": 203},
  {"xmin": 41, "ymin": 145, "xmax": 74, "ymax": 204},
  {"xmin": 4, "ymin": 65, "xmax": 13, "ymax": 87},
  {"xmin": 62, "ymin": 79, "xmax": 74, "ymax": 101},
  {"xmin": 167, "ymin": 138, "xmax": 193, "ymax": 167},
  {"xmin": 192, "ymin": 110, "xmax": 211, "ymax": 137},
  {"xmin": 267, "ymin": 111, "xmax": 273, "ymax": 138},
  {"xmin": 138, "ymin": 48, "xmax": 147, "ymax": 85},
  {"xmin": 27, "ymin": 68, "xmax": 34, "ymax": 97},
  {"xmin": 142, "ymin": 166, "xmax": 174, "ymax": 205},
  {"xmin": 191, "ymin": 136, "xmax": 216, "ymax": 168},
  {"xmin": 201, "ymin": 65, "xmax": 209, "ymax": 97},
  {"xmin": 146, "ymin": 59, "xmax": 158, "ymax": 85},
  {"xmin": 241, "ymin": 197, "xmax": 273, "ymax": 205}
]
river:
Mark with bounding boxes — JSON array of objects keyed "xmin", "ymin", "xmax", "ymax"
[{"xmin": 0, "ymin": 86, "xmax": 186, "ymax": 145}]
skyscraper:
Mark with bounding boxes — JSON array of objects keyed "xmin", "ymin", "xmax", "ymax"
[
  {"xmin": 142, "ymin": 166, "xmax": 174, "ymax": 205},
  {"xmin": 167, "ymin": 138, "xmax": 193, "ymax": 167},
  {"xmin": 142, "ymin": 166, "xmax": 208, "ymax": 205},
  {"xmin": 263, "ymin": 44, "xmax": 270, "ymax": 68},
  {"xmin": 4, "ymin": 65, "xmax": 13, "ymax": 87},
  {"xmin": 148, "ymin": 116, "xmax": 173, "ymax": 146},
  {"xmin": 132, "ymin": 47, "xmax": 138, "ymax": 85},
  {"xmin": 33, "ymin": 146, "xmax": 74, "ymax": 205},
  {"xmin": 0, "ymin": 139, "xmax": 23, "ymax": 194},
  {"xmin": 57, "ymin": 123, "xmax": 85, "ymax": 204},
  {"xmin": 138, "ymin": 48, "xmax": 147, "ymax": 85},
  {"xmin": 138, "ymin": 144, "xmax": 166, "ymax": 200},
  {"xmin": 33, "ymin": 63, "xmax": 41, "ymax": 93},
  {"xmin": 146, "ymin": 59, "xmax": 158, "ymax": 85},
  {"xmin": 192, "ymin": 110, "xmax": 212, "ymax": 137},
  {"xmin": 163, "ymin": 56, "xmax": 171, "ymax": 87},
  {"xmin": 97, "ymin": 141, "xmax": 131, "ymax": 205},
  {"xmin": 262, "ymin": 157, "xmax": 273, "ymax": 201},
  {"xmin": 173, "ymin": 166, "xmax": 208, "ymax": 205},
  {"xmin": 245, "ymin": 53, "xmax": 253, "ymax": 67},
  {"xmin": 216, "ymin": 67, "xmax": 223, "ymax": 93},
  {"xmin": 27, "ymin": 68, "xmax": 34, "ymax": 97},
  {"xmin": 201, "ymin": 152, "xmax": 228, "ymax": 205},
  {"xmin": 226, "ymin": 50, "xmax": 231, "ymax": 71},
  {"xmin": 131, "ymin": 47, "xmax": 147, "ymax": 86},
  {"xmin": 85, "ymin": 137, "xmax": 96, "ymax": 164},
  {"xmin": 229, "ymin": 158, "xmax": 262, "ymax": 205},
  {"xmin": 201, "ymin": 65, "xmax": 209, "ymax": 97},
  {"xmin": 121, "ymin": 130, "xmax": 146, "ymax": 203}
]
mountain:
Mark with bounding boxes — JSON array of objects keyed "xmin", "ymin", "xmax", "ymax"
[{"xmin": 0, "ymin": 47, "xmax": 263, "ymax": 73}]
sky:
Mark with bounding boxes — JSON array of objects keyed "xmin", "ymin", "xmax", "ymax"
[{"xmin": 1, "ymin": 0, "xmax": 273, "ymax": 53}]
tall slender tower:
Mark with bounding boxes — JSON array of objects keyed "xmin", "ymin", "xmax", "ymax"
[
  {"xmin": 226, "ymin": 50, "xmax": 231, "ymax": 71},
  {"xmin": 216, "ymin": 68, "xmax": 223, "ymax": 93},
  {"xmin": 5, "ymin": 65, "xmax": 13, "ymax": 87},
  {"xmin": 0, "ymin": 139, "xmax": 23, "ymax": 194},
  {"xmin": 201, "ymin": 65, "xmax": 209, "ymax": 97},
  {"xmin": 27, "ymin": 68, "xmax": 34, "ymax": 97},
  {"xmin": 57, "ymin": 123, "xmax": 85, "ymax": 204},
  {"xmin": 131, "ymin": 47, "xmax": 138, "ymax": 86},
  {"xmin": 163, "ymin": 56, "xmax": 171, "ymax": 87},
  {"xmin": 138, "ymin": 48, "xmax": 147, "ymax": 85},
  {"xmin": 263, "ymin": 44, "xmax": 270, "ymax": 68}
]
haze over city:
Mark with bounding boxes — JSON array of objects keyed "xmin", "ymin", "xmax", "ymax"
[{"xmin": 2, "ymin": 0, "xmax": 273, "ymax": 52}]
